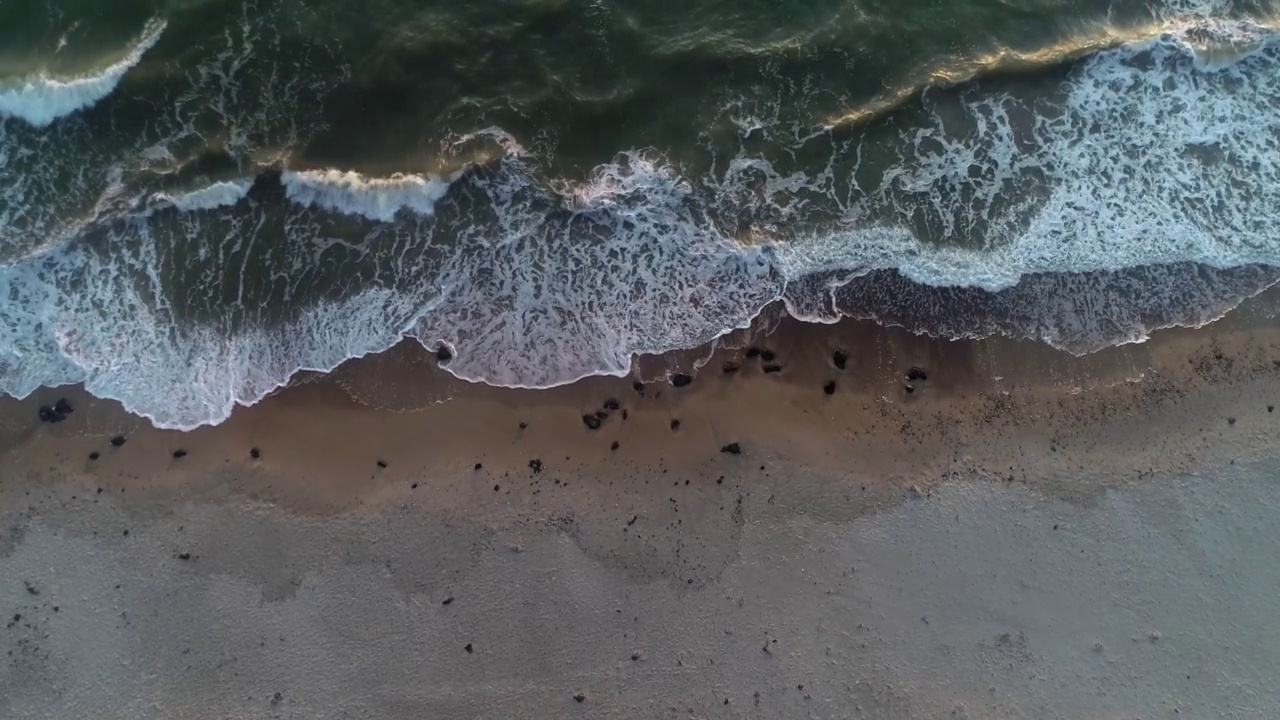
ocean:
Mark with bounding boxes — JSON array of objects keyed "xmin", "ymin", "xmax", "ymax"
[{"xmin": 1, "ymin": 0, "xmax": 1278, "ymax": 429}]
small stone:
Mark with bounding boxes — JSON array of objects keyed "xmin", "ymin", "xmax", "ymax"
[
  {"xmin": 721, "ymin": 442, "xmax": 741, "ymax": 455},
  {"xmin": 376, "ymin": 460, "xmax": 388, "ymax": 468},
  {"xmin": 474, "ymin": 462, "xmax": 482, "ymax": 470},
  {"xmin": 670, "ymin": 419, "xmax": 681, "ymax": 431},
  {"xmin": 631, "ymin": 652, "xmax": 641, "ymax": 661},
  {"xmin": 632, "ymin": 381, "xmax": 644, "ymax": 394},
  {"xmin": 823, "ymin": 381, "xmax": 836, "ymax": 395},
  {"xmin": 622, "ymin": 409, "xmax": 628, "ymax": 420},
  {"xmin": 746, "ymin": 347, "xmax": 761, "ymax": 359},
  {"xmin": 611, "ymin": 441, "xmax": 620, "ymax": 451},
  {"xmin": 436, "ymin": 345, "xmax": 453, "ymax": 363},
  {"xmin": 904, "ymin": 383, "xmax": 915, "ymax": 394},
  {"xmin": 110, "ymin": 435, "xmax": 127, "ymax": 447},
  {"xmin": 833, "ymin": 349, "xmax": 848, "ymax": 369},
  {"xmin": 573, "ymin": 693, "xmax": 585, "ymax": 703},
  {"xmin": 603, "ymin": 398, "xmax": 620, "ymax": 410},
  {"xmin": 411, "ymin": 482, "xmax": 418, "ymax": 489},
  {"xmin": 722, "ymin": 361, "xmax": 740, "ymax": 373},
  {"xmin": 671, "ymin": 373, "xmax": 693, "ymax": 387},
  {"xmin": 54, "ymin": 398, "xmax": 73, "ymax": 414},
  {"xmin": 1270, "ymin": 405, "xmax": 1275, "ymax": 413},
  {"xmin": 465, "ymin": 643, "xmax": 473, "ymax": 653},
  {"xmin": 271, "ymin": 692, "xmax": 283, "ymax": 706},
  {"xmin": 249, "ymin": 447, "xmax": 261, "ymax": 459},
  {"xmin": 906, "ymin": 366, "xmax": 929, "ymax": 381},
  {"xmin": 583, "ymin": 414, "xmax": 602, "ymax": 430},
  {"xmin": 760, "ymin": 349, "xmax": 776, "ymax": 362},
  {"xmin": 89, "ymin": 452, "xmax": 100, "ymax": 461},
  {"xmin": 442, "ymin": 597, "xmax": 454, "ymax": 606},
  {"xmin": 177, "ymin": 552, "xmax": 191, "ymax": 561},
  {"xmin": 172, "ymin": 449, "xmax": 187, "ymax": 459},
  {"xmin": 519, "ymin": 422, "xmax": 528, "ymax": 429},
  {"xmin": 1228, "ymin": 416, "xmax": 1237, "ymax": 425},
  {"xmin": 494, "ymin": 484, "xmax": 500, "ymax": 492},
  {"xmin": 529, "ymin": 458, "xmax": 543, "ymax": 473},
  {"xmin": 762, "ymin": 363, "xmax": 782, "ymax": 374},
  {"xmin": 38, "ymin": 406, "xmax": 54, "ymax": 422}
]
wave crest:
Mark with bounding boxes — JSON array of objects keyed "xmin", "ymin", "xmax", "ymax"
[{"xmin": 0, "ymin": 18, "xmax": 166, "ymax": 127}]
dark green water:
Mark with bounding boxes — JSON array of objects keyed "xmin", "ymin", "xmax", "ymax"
[{"xmin": 1, "ymin": 0, "xmax": 1279, "ymax": 427}]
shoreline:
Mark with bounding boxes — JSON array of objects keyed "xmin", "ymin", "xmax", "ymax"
[{"xmin": 4, "ymin": 285, "xmax": 1279, "ymax": 518}]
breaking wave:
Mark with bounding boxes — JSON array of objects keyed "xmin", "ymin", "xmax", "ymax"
[
  {"xmin": 2, "ymin": 14, "xmax": 1280, "ymax": 428},
  {"xmin": 0, "ymin": 18, "xmax": 166, "ymax": 127}
]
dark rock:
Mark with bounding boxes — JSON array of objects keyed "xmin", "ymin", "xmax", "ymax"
[
  {"xmin": 89, "ymin": 452, "xmax": 100, "ymax": 461},
  {"xmin": 631, "ymin": 652, "xmax": 641, "ymax": 661},
  {"xmin": 906, "ymin": 366, "xmax": 928, "ymax": 381},
  {"xmin": 474, "ymin": 462, "xmax": 482, "ymax": 470},
  {"xmin": 573, "ymin": 693, "xmax": 586, "ymax": 703},
  {"xmin": 1228, "ymin": 416, "xmax": 1237, "ymax": 425},
  {"xmin": 110, "ymin": 435, "xmax": 127, "ymax": 447},
  {"xmin": 172, "ymin": 449, "xmax": 188, "ymax": 459},
  {"xmin": 760, "ymin": 349, "xmax": 776, "ymax": 362},
  {"xmin": 177, "ymin": 553, "xmax": 191, "ymax": 561},
  {"xmin": 494, "ymin": 484, "xmax": 500, "ymax": 492},
  {"xmin": 54, "ymin": 398, "xmax": 73, "ymax": 414},
  {"xmin": 823, "ymin": 381, "xmax": 836, "ymax": 395},
  {"xmin": 671, "ymin": 373, "xmax": 693, "ymax": 387},
  {"xmin": 722, "ymin": 361, "xmax": 740, "ymax": 373},
  {"xmin": 721, "ymin": 442, "xmax": 741, "ymax": 455},
  {"xmin": 38, "ymin": 405, "xmax": 54, "ymax": 422},
  {"xmin": 762, "ymin": 363, "xmax": 782, "ymax": 374},
  {"xmin": 271, "ymin": 693, "xmax": 283, "ymax": 706},
  {"xmin": 583, "ymin": 414, "xmax": 602, "ymax": 430},
  {"xmin": 1270, "ymin": 405, "xmax": 1275, "ymax": 413},
  {"xmin": 603, "ymin": 398, "xmax": 620, "ymax": 411},
  {"xmin": 435, "ymin": 345, "xmax": 453, "ymax": 363},
  {"xmin": 746, "ymin": 347, "xmax": 761, "ymax": 358},
  {"xmin": 611, "ymin": 441, "xmax": 619, "ymax": 451},
  {"xmin": 442, "ymin": 597, "xmax": 454, "ymax": 606},
  {"xmin": 376, "ymin": 460, "xmax": 388, "ymax": 468},
  {"xmin": 670, "ymin": 419, "xmax": 681, "ymax": 431},
  {"xmin": 622, "ymin": 409, "xmax": 628, "ymax": 420},
  {"xmin": 519, "ymin": 422, "xmax": 527, "ymax": 429},
  {"xmin": 465, "ymin": 643, "xmax": 473, "ymax": 653},
  {"xmin": 904, "ymin": 383, "xmax": 915, "ymax": 394},
  {"xmin": 529, "ymin": 458, "xmax": 543, "ymax": 473},
  {"xmin": 632, "ymin": 381, "xmax": 644, "ymax": 394},
  {"xmin": 249, "ymin": 447, "xmax": 261, "ymax": 459},
  {"xmin": 833, "ymin": 349, "xmax": 848, "ymax": 369}
]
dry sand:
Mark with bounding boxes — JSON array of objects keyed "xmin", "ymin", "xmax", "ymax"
[{"xmin": 1, "ymin": 294, "xmax": 1279, "ymax": 718}]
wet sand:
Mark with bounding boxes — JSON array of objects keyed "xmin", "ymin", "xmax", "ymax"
[{"xmin": 2, "ymin": 295, "xmax": 1280, "ymax": 718}]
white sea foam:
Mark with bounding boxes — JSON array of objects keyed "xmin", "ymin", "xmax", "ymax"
[
  {"xmin": 282, "ymin": 169, "xmax": 453, "ymax": 221},
  {"xmin": 154, "ymin": 180, "xmax": 253, "ymax": 212},
  {"xmin": 3, "ymin": 14, "xmax": 1280, "ymax": 429},
  {"xmin": 0, "ymin": 18, "xmax": 166, "ymax": 127}
]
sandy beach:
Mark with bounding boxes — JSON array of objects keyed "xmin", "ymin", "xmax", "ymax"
[{"xmin": 2, "ymin": 292, "xmax": 1280, "ymax": 718}]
